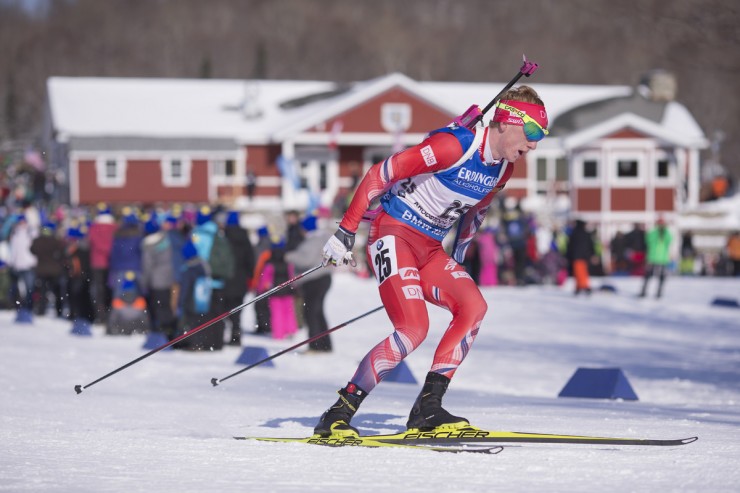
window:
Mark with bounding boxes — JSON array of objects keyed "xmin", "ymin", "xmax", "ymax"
[
  {"xmin": 657, "ymin": 159, "xmax": 669, "ymax": 178},
  {"xmin": 617, "ymin": 159, "xmax": 639, "ymax": 178},
  {"xmin": 555, "ymin": 157, "xmax": 569, "ymax": 181},
  {"xmin": 572, "ymin": 152, "xmax": 600, "ymax": 185},
  {"xmin": 536, "ymin": 158, "xmax": 547, "ymax": 181},
  {"xmin": 104, "ymin": 159, "xmax": 117, "ymax": 179},
  {"xmin": 298, "ymin": 160, "xmax": 329, "ymax": 191},
  {"xmin": 654, "ymin": 151, "xmax": 675, "ymax": 182},
  {"xmin": 213, "ymin": 158, "xmax": 236, "ymax": 177},
  {"xmin": 299, "ymin": 161, "xmax": 310, "ymax": 189},
  {"xmin": 287, "ymin": 148, "xmax": 339, "ymax": 209},
  {"xmin": 171, "ymin": 159, "xmax": 183, "ymax": 179},
  {"xmin": 609, "ymin": 153, "xmax": 645, "ymax": 185},
  {"xmin": 162, "ymin": 156, "xmax": 191, "ymax": 187},
  {"xmin": 533, "ymin": 154, "xmax": 570, "ymax": 194},
  {"xmin": 584, "ymin": 160, "xmax": 598, "ymax": 178},
  {"xmin": 319, "ymin": 162, "xmax": 328, "ymax": 190},
  {"xmin": 381, "ymin": 103, "xmax": 412, "ymax": 133},
  {"xmin": 95, "ymin": 156, "xmax": 126, "ymax": 187}
]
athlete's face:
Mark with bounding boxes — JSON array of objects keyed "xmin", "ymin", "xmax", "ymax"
[{"xmin": 490, "ymin": 123, "xmax": 538, "ymax": 163}]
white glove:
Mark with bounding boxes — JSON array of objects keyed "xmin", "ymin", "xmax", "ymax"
[{"xmin": 322, "ymin": 227, "xmax": 356, "ymax": 266}]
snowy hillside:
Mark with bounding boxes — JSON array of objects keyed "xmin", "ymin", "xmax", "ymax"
[{"xmin": 1, "ymin": 273, "xmax": 739, "ymax": 492}]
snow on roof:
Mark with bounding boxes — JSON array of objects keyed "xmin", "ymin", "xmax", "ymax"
[
  {"xmin": 662, "ymin": 101, "xmax": 707, "ymax": 143},
  {"xmin": 679, "ymin": 193, "xmax": 740, "ymax": 233},
  {"xmin": 563, "ymin": 113, "xmax": 704, "ymax": 150},
  {"xmin": 47, "ymin": 77, "xmax": 335, "ymax": 142},
  {"xmin": 418, "ymin": 81, "xmax": 634, "ymax": 124},
  {"xmin": 270, "ymin": 73, "xmax": 452, "ymax": 140},
  {"xmin": 47, "ymin": 74, "xmax": 705, "ymax": 145}
]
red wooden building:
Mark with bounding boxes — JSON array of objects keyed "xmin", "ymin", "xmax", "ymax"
[{"xmin": 44, "ymin": 72, "xmax": 708, "ymax": 253}]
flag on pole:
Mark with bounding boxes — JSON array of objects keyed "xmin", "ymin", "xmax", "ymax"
[{"xmin": 328, "ymin": 120, "xmax": 343, "ymax": 150}]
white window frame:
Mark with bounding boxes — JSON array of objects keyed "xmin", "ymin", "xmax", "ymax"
[
  {"xmin": 297, "ymin": 158, "xmax": 330, "ymax": 192},
  {"xmin": 212, "ymin": 157, "xmax": 237, "ymax": 180},
  {"xmin": 161, "ymin": 155, "xmax": 192, "ymax": 187},
  {"xmin": 535, "ymin": 156, "xmax": 548, "ymax": 187},
  {"xmin": 380, "ymin": 103, "xmax": 412, "ymax": 133},
  {"xmin": 573, "ymin": 150, "xmax": 601, "ymax": 186},
  {"xmin": 531, "ymin": 152, "xmax": 569, "ymax": 195},
  {"xmin": 95, "ymin": 155, "xmax": 127, "ymax": 187},
  {"xmin": 282, "ymin": 147, "xmax": 339, "ymax": 209},
  {"xmin": 653, "ymin": 149, "xmax": 676, "ymax": 184},
  {"xmin": 609, "ymin": 151, "xmax": 647, "ymax": 187}
]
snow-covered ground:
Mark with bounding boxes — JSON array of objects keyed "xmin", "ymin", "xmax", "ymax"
[{"xmin": 2, "ymin": 273, "xmax": 739, "ymax": 492}]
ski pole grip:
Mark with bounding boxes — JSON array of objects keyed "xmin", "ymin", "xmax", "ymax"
[{"xmin": 520, "ymin": 59, "xmax": 538, "ymax": 76}]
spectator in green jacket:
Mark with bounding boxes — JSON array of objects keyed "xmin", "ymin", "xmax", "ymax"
[{"xmin": 639, "ymin": 217, "xmax": 673, "ymax": 299}]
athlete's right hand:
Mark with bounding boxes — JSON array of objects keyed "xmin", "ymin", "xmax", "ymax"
[{"xmin": 322, "ymin": 226, "xmax": 356, "ymax": 267}]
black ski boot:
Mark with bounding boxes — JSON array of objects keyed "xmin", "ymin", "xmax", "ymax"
[
  {"xmin": 406, "ymin": 372, "xmax": 469, "ymax": 431},
  {"xmin": 313, "ymin": 383, "xmax": 367, "ymax": 437}
]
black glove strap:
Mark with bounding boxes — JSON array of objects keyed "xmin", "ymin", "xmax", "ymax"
[{"xmin": 335, "ymin": 226, "xmax": 356, "ymax": 250}]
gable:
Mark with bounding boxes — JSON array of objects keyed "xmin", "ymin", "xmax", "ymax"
[
  {"xmin": 606, "ymin": 128, "xmax": 650, "ymax": 139},
  {"xmin": 305, "ymin": 86, "xmax": 453, "ymax": 134},
  {"xmin": 563, "ymin": 113, "xmax": 701, "ymax": 150}
]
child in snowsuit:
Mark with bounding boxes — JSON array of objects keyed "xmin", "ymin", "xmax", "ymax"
[{"xmin": 106, "ymin": 270, "xmax": 151, "ymax": 335}]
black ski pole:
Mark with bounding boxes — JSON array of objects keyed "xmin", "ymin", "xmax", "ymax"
[
  {"xmin": 211, "ymin": 304, "xmax": 385, "ymax": 386},
  {"xmin": 452, "ymin": 54, "xmax": 539, "ymax": 129},
  {"xmin": 74, "ymin": 263, "xmax": 325, "ymax": 394}
]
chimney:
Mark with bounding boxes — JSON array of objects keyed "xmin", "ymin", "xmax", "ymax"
[
  {"xmin": 639, "ymin": 69, "xmax": 677, "ymax": 102},
  {"xmin": 241, "ymin": 82, "xmax": 263, "ymax": 120}
]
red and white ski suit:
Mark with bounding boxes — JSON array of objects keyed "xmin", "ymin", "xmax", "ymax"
[{"xmin": 339, "ymin": 124, "xmax": 513, "ymax": 392}]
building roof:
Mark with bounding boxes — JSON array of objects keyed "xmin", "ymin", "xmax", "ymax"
[
  {"xmin": 552, "ymin": 92, "xmax": 707, "ymax": 148},
  {"xmin": 47, "ymin": 77, "xmax": 336, "ymax": 143},
  {"xmin": 46, "ymin": 73, "xmax": 706, "ymax": 147},
  {"xmin": 552, "ymin": 93, "xmax": 665, "ymax": 134}
]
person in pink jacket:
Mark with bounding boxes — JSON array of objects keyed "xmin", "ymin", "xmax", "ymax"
[
  {"xmin": 476, "ymin": 227, "xmax": 499, "ymax": 286},
  {"xmin": 87, "ymin": 204, "xmax": 117, "ymax": 324},
  {"xmin": 254, "ymin": 240, "xmax": 297, "ymax": 340}
]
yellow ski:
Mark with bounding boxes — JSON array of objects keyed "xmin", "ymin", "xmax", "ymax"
[
  {"xmin": 236, "ymin": 426, "xmax": 696, "ymax": 449},
  {"xmin": 235, "ymin": 434, "xmax": 502, "ymax": 454},
  {"xmin": 368, "ymin": 426, "xmax": 698, "ymax": 447}
]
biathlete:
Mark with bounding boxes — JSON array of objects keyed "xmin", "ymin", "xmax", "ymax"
[{"xmin": 317, "ymin": 85, "xmax": 549, "ymax": 437}]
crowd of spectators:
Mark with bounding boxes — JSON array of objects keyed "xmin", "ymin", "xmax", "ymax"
[
  {"xmin": 456, "ymin": 199, "xmax": 740, "ymax": 296},
  {"xmin": 2, "ymin": 191, "xmax": 738, "ymax": 344},
  {"xmin": 0, "ymin": 198, "xmax": 337, "ymax": 352}
]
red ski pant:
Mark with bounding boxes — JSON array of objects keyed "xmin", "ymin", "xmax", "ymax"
[
  {"xmin": 573, "ymin": 259, "xmax": 591, "ymax": 290},
  {"xmin": 349, "ymin": 213, "xmax": 487, "ymax": 393}
]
